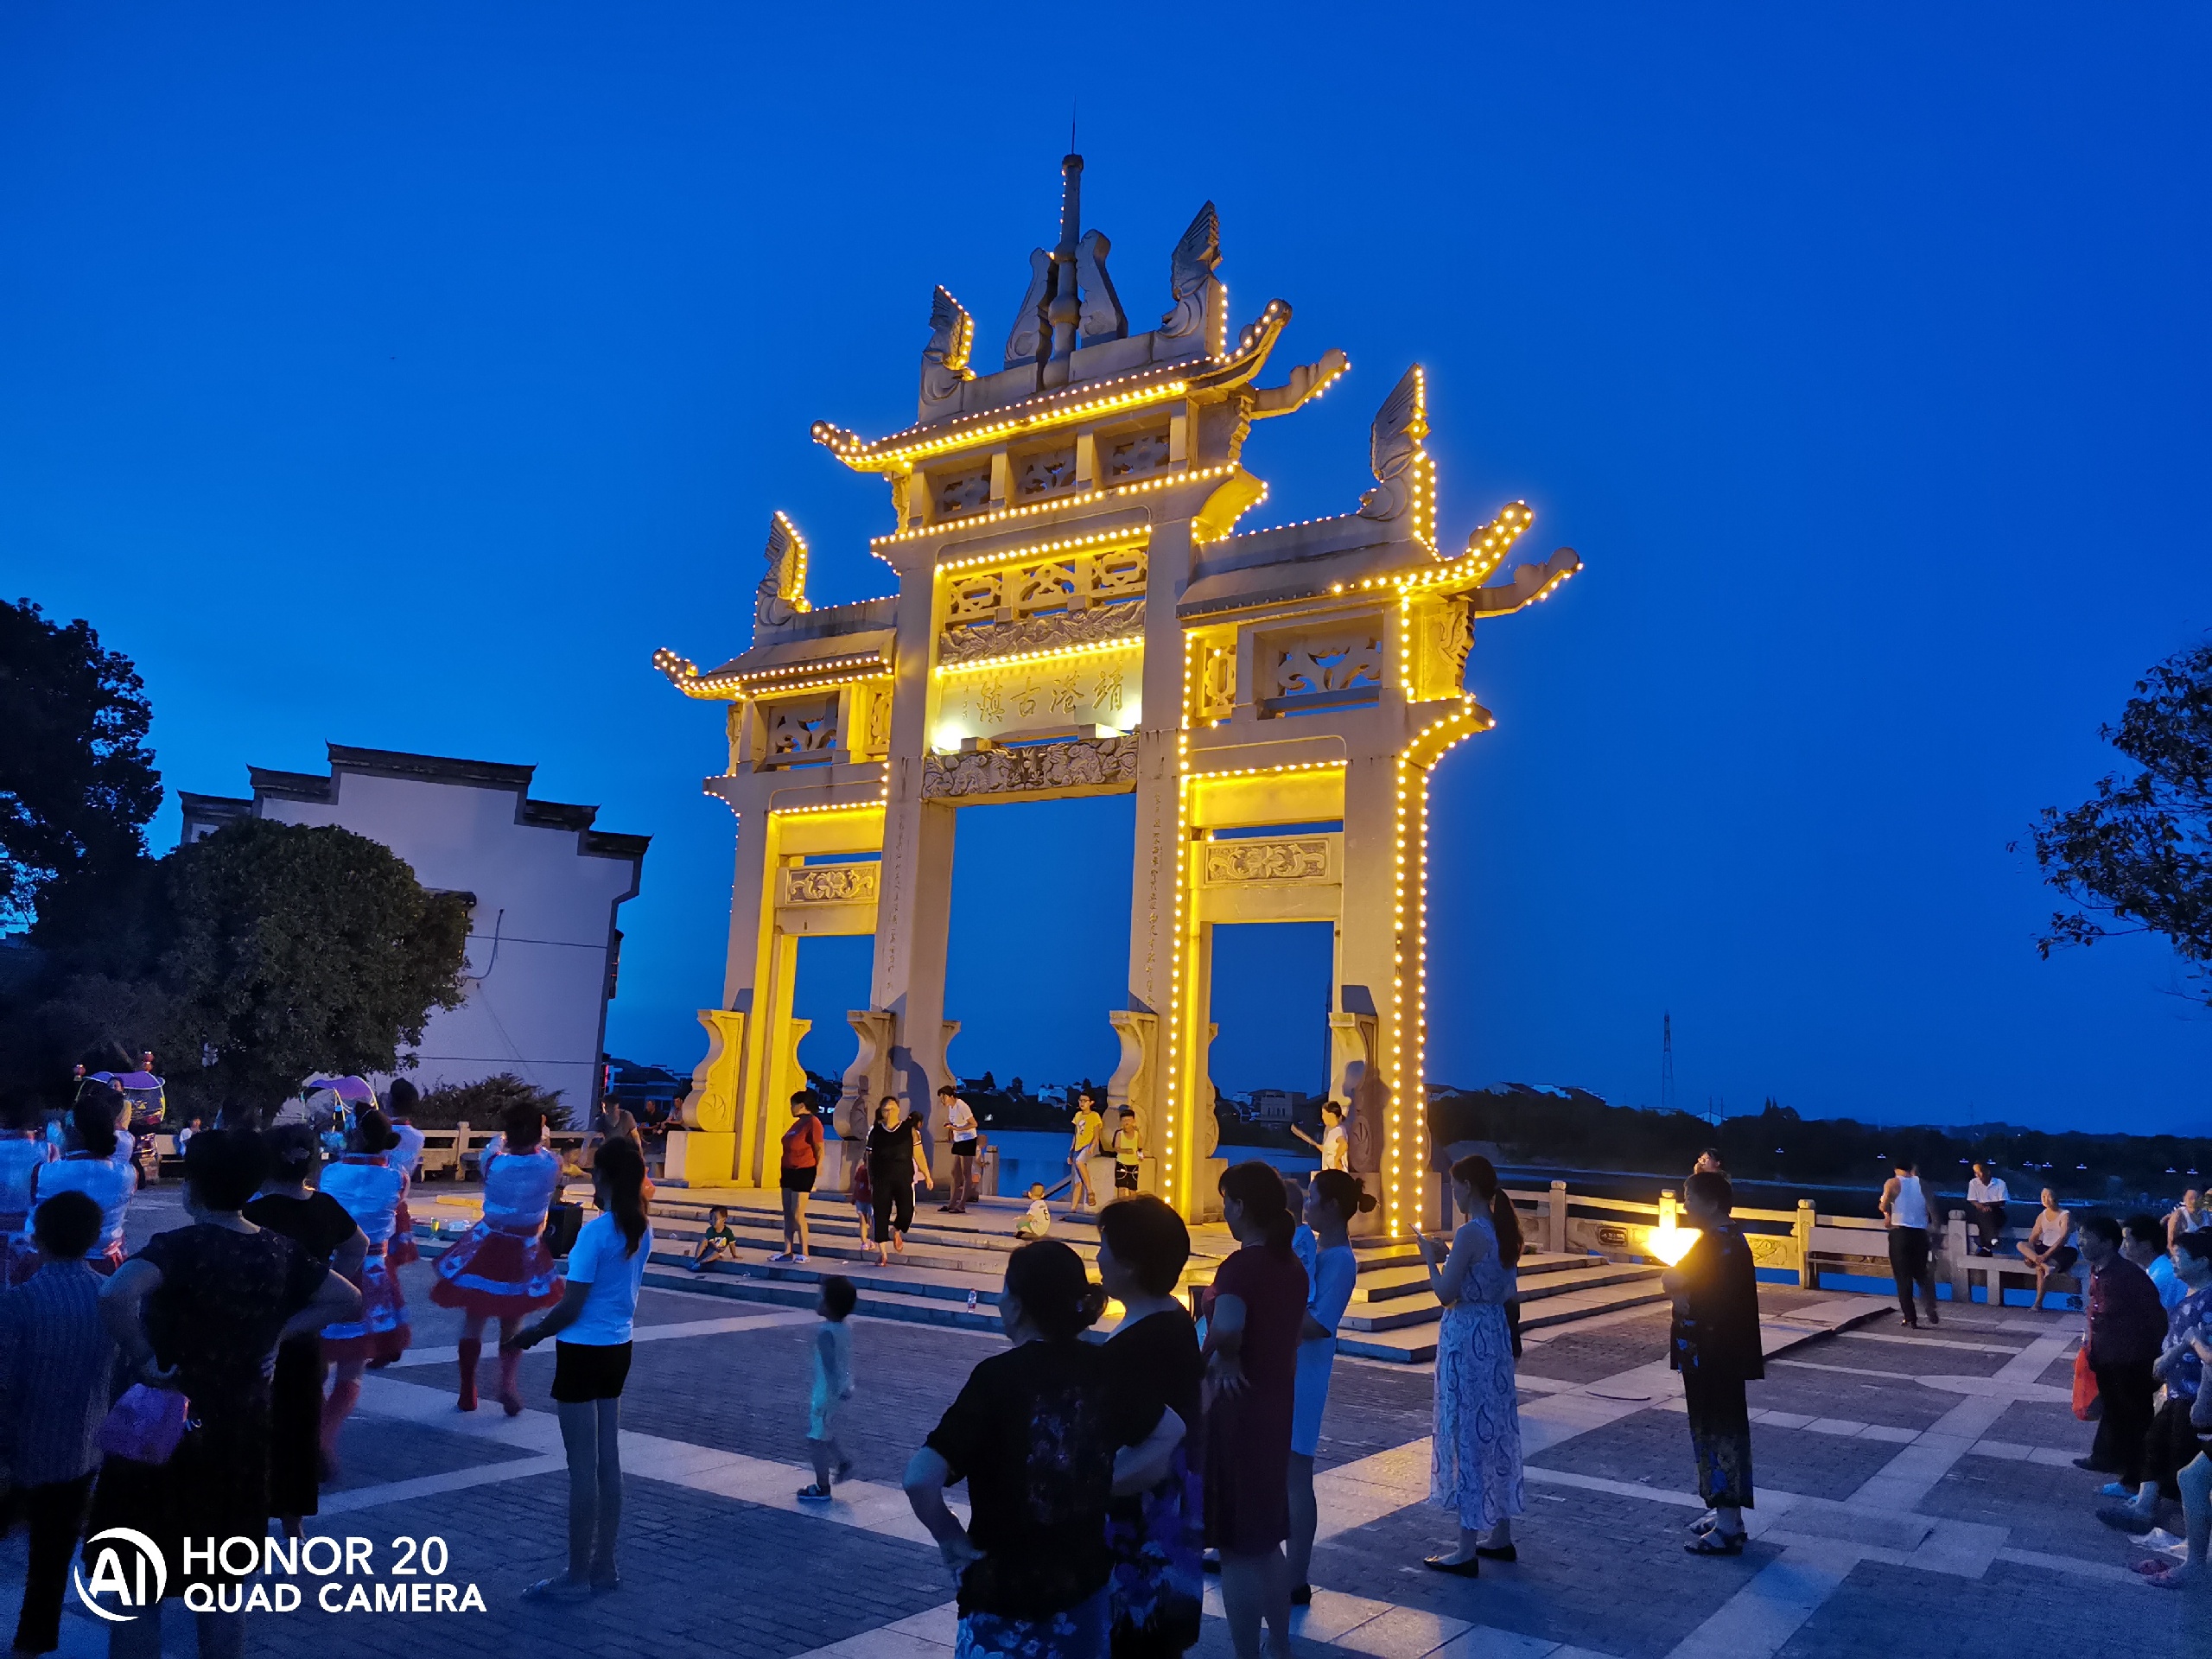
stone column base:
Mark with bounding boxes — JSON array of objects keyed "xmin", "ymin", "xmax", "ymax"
[{"xmin": 662, "ymin": 1129, "xmax": 735, "ymax": 1188}]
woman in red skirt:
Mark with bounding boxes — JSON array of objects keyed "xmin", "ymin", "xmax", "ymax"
[
  {"xmin": 431, "ymin": 1102, "xmax": 564, "ymax": 1413},
  {"xmin": 317, "ymin": 1109, "xmax": 413, "ymax": 1465}
]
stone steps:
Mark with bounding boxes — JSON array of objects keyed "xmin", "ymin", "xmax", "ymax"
[{"xmin": 422, "ymin": 1186, "xmax": 1676, "ymax": 1363}]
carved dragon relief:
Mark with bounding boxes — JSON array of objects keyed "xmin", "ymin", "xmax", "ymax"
[
  {"xmin": 1159, "ymin": 202, "xmax": 1222, "ymax": 342},
  {"xmin": 1202, "ymin": 839, "xmax": 1332, "ymax": 884},
  {"xmin": 938, "ymin": 599, "xmax": 1145, "ymax": 666},
  {"xmin": 754, "ymin": 512, "xmax": 810, "ymax": 632},
  {"xmin": 782, "ymin": 862, "xmax": 880, "ymax": 906},
  {"xmin": 921, "ymin": 734, "xmax": 1139, "ymax": 799},
  {"xmin": 1357, "ymin": 365, "xmax": 1430, "ymax": 526},
  {"xmin": 918, "ymin": 286, "xmax": 975, "ymax": 419}
]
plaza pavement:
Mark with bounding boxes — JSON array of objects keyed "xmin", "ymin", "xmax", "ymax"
[{"xmin": 8, "ymin": 1189, "xmax": 2202, "ymax": 1659}]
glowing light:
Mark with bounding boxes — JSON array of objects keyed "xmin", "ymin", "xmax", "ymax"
[{"xmin": 1645, "ymin": 1224, "xmax": 1696, "ymax": 1267}]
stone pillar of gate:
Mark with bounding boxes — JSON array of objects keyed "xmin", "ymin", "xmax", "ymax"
[
  {"xmin": 871, "ymin": 563, "xmax": 962, "ymax": 1133},
  {"xmin": 1336, "ymin": 749, "xmax": 1417, "ymax": 1234}
]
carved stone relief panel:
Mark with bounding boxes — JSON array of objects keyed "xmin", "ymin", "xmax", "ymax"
[
  {"xmin": 1415, "ymin": 600, "xmax": 1472, "ymax": 702},
  {"xmin": 1103, "ymin": 427, "xmax": 1170, "ymax": 482},
  {"xmin": 920, "ymin": 734, "xmax": 1140, "ymax": 799},
  {"xmin": 933, "ymin": 465, "xmax": 993, "ymax": 520},
  {"xmin": 780, "ymin": 861, "xmax": 880, "ymax": 905},
  {"xmin": 1201, "ymin": 838, "xmax": 1332, "ymax": 884},
  {"xmin": 763, "ymin": 693, "xmax": 840, "ymax": 763},
  {"xmin": 862, "ymin": 684, "xmax": 893, "ymax": 757},
  {"xmin": 1199, "ymin": 642, "xmax": 1236, "ymax": 721},
  {"xmin": 938, "ymin": 547, "xmax": 1148, "ymax": 652},
  {"xmin": 1014, "ymin": 445, "xmax": 1079, "ymax": 499},
  {"xmin": 938, "ymin": 598, "xmax": 1144, "ymax": 667}
]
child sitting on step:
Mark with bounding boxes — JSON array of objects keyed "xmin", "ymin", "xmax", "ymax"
[
  {"xmin": 690, "ymin": 1205, "xmax": 740, "ymax": 1273},
  {"xmin": 1016, "ymin": 1182, "xmax": 1052, "ymax": 1241}
]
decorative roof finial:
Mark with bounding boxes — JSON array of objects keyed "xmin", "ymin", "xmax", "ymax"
[{"xmin": 1040, "ymin": 154, "xmax": 1084, "ymax": 387}]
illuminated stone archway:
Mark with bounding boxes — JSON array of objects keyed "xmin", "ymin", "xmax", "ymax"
[{"xmin": 655, "ymin": 156, "xmax": 1579, "ymax": 1233}]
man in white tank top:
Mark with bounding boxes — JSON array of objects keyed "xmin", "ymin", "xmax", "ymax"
[{"xmin": 1879, "ymin": 1159, "xmax": 1940, "ymax": 1329}]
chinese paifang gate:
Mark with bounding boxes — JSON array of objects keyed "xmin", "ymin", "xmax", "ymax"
[{"xmin": 654, "ymin": 154, "xmax": 1581, "ymax": 1235}]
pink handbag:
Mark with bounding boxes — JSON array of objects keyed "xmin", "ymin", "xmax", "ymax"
[{"xmin": 97, "ymin": 1383, "xmax": 191, "ymax": 1465}]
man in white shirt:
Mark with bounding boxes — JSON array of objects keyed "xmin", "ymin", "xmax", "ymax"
[
  {"xmin": 937, "ymin": 1084, "xmax": 979, "ymax": 1214},
  {"xmin": 1879, "ymin": 1158, "xmax": 1940, "ymax": 1329},
  {"xmin": 1966, "ymin": 1161, "xmax": 2010, "ymax": 1258}
]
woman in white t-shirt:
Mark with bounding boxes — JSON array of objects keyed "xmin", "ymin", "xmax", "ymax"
[{"xmin": 509, "ymin": 1137, "xmax": 654, "ymax": 1600}]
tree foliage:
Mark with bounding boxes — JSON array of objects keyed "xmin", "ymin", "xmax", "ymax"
[
  {"xmin": 159, "ymin": 819, "xmax": 470, "ymax": 1116},
  {"xmin": 0, "ymin": 599, "xmax": 162, "ymax": 929},
  {"xmin": 2029, "ymin": 640, "xmax": 2212, "ymax": 1000},
  {"xmin": 414, "ymin": 1071, "xmax": 570, "ymax": 1131}
]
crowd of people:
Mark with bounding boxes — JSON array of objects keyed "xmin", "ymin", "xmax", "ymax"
[{"xmin": 0, "ymin": 1071, "xmax": 658, "ymax": 1656}]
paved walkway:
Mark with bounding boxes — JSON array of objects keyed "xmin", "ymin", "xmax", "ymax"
[{"xmin": 9, "ymin": 1194, "xmax": 2197, "ymax": 1657}]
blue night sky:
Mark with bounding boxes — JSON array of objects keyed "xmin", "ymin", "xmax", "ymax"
[{"xmin": 6, "ymin": 6, "xmax": 2210, "ymax": 1132}]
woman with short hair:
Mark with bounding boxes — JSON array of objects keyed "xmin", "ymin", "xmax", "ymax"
[{"xmin": 904, "ymin": 1239, "xmax": 1184, "ymax": 1658}]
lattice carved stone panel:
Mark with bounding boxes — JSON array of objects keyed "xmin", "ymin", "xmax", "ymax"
[
  {"xmin": 1199, "ymin": 644, "xmax": 1236, "ymax": 721},
  {"xmin": 1014, "ymin": 446, "xmax": 1079, "ymax": 499},
  {"xmin": 781, "ymin": 862, "xmax": 880, "ymax": 905},
  {"xmin": 764, "ymin": 695, "xmax": 840, "ymax": 760},
  {"xmin": 1274, "ymin": 631, "xmax": 1382, "ymax": 697},
  {"xmin": 1103, "ymin": 428, "xmax": 1169, "ymax": 481},
  {"xmin": 921, "ymin": 735, "xmax": 1139, "ymax": 799},
  {"xmin": 934, "ymin": 467, "xmax": 993, "ymax": 519},
  {"xmin": 1202, "ymin": 839, "xmax": 1332, "ymax": 884}
]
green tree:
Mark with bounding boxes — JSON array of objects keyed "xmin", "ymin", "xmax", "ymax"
[
  {"xmin": 161, "ymin": 819, "xmax": 470, "ymax": 1116},
  {"xmin": 0, "ymin": 599, "xmax": 162, "ymax": 929},
  {"xmin": 415, "ymin": 1071, "xmax": 571, "ymax": 1131},
  {"xmin": 2029, "ymin": 640, "xmax": 2212, "ymax": 1000}
]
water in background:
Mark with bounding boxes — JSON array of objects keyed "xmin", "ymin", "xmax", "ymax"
[{"xmin": 970, "ymin": 1129, "xmax": 1319, "ymax": 1197}]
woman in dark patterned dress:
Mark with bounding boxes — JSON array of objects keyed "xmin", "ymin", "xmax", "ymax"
[
  {"xmin": 1096, "ymin": 1196, "xmax": 1204, "ymax": 1657},
  {"xmin": 91, "ymin": 1130, "xmax": 361, "ymax": 1659},
  {"xmin": 1666, "ymin": 1168, "xmax": 1764, "ymax": 1555}
]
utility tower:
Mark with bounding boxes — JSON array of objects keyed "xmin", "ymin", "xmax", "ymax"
[{"xmin": 1662, "ymin": 1012, "xmax": 1676, "ymax": 1116}]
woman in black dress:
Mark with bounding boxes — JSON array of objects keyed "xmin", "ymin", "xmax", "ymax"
[
  {"xmin": 1096, "ymin": 1196, "xmax": 1205, "ymax": 1658},
  {"xmin": 243, "ymin": 1124, "xmax": 366, "ymax": 1535},
  {"xmin": 864, "ymin": 1096, "xmax": 930, "ymax": 1267},
  {"xmin": 92, "ymin": 1130, "xmax": 361, "ymax": 1659}
]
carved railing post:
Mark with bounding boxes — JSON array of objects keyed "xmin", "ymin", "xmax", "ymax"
[
  {"xmin": 841, "ymin": 1008, "xmax": 895, "ymax": 1140},
  {"xmin": 684, "ymin": 1010, "xmax": 745, "ymax": 1132}
]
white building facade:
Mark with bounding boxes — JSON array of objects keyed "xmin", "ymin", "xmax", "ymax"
[{"xmin": 180, "ymin": 745, "xmax": 648, "ymax": 1117}]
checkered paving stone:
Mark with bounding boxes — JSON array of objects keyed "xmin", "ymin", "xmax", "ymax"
[
  {"xmin": 1919, "ymin": 1446, "xmax": 2158, "ymax": 1563},
  {"xmin": 1309, "ymin": 1363, "xmax": 1436, "ymax": 1471},
  {"xmin": 1787, "ymin": 1332, "xmax": 2015, "ymax": 1380},
  {"xmin": 1313, "ymin": 1484, "xmax": 1758, "ymax": 1659},
  {"xmin": 1775, "ymin": 1556, "xmax": 2186, "ymax": 1658},
  {"xmin": 1527, "ymin": 1405, "xmax": 1904, "ymax": 1503},
  {"xmin": 322, "ymin": 1414, "xmax": 540, "ymax": 1492},
  {"xmin": 1986, "ymin": 1396, "xmax": 2093, "ymax": 1452},
  {"xmin": 1739, "ymin": 1369, "xmax": 1961, "ymax": 1432},
  {"xmin": 371, "ymin": 1316, "xmax": 1007, "ymax": 1489},
  {"xmin": 1514, "ymin": 1313, "xmax": 1675, "ymax": 1382}
]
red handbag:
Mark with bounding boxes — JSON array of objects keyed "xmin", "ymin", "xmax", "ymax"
[{"xmin": 2071, "ymin": 1346, "xmax": 2101, "ymax": 1421}]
